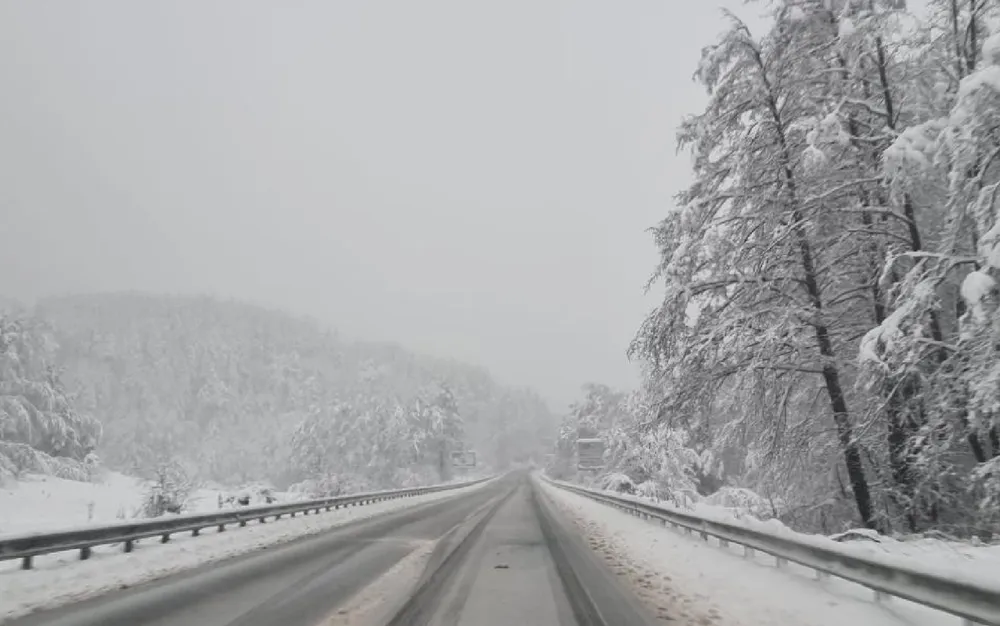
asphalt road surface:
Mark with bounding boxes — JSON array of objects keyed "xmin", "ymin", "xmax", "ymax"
[{"xmin": 7, "ymin": 473, "xmax": 655, "ymax": 626}]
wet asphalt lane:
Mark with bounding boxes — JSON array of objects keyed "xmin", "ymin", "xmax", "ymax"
[
  {"xmin": 5, "ymin": 479, "xmax": 511, "ymax": 626},
  {"xmin": 7, "ymin": 474, "xmax": 656, "ymax": 626}
]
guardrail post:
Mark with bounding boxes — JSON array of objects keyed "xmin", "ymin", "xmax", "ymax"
[
  {"xmin": 719, "ymin": 539, "xmax": 729, "ymax": 548},
  {"xmin": 874, "ymin": 590, "xmax": 887, "ymax": 603},
  {"xmin": 700, "ymin": 531, "xmax": 709, "ymax": 541},
  {"xmin": 743, "ymin": 546, "xmax": 754, "ymax": 559},
  {"xmin": 80, "ymin": 546, "xmax": 91, "ymax": 560},
  {"xmin": 160, "ymin": 533, "xmax": 170, "ymax": 543},
  {"xmin": 218, "ymin": 523, "xmax": 225, "ymax": 532},
  {"xmin": 192, "ymin": 528, "xmax": 200, "ymax": 537},
  {"xmin": 239, "ymin": 519, "xmax": 247, "ymax": 527},
  {"xmin": 22, "ymin": 556, "xmax": 32, "ymax": 570},
  {"xmin": 124, "ymin": 539, "xmax": 134, "ymax": 552},
  {"xmin": 259, "ymin": 517, "xmax": 266, "ymax": 524}
]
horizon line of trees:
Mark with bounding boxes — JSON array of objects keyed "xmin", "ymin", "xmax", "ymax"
[{"xmin": 0, "ymin": 293, "xmax": 558, "ymax": 492}]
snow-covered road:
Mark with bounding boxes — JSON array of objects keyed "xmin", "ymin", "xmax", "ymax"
[
  {"xmin": 538, "ymin": 480, "xmax": 972, "ymax": 626},
  {"xmin": 0, "ymin": 479, "xmax": 493, "ymax": 622}
]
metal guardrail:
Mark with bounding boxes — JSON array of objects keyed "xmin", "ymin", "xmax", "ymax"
[
  {"xmin": 543, "ymin": 476, "xmax": 1000, "ymax": 626},
  {"xmin": 0, "ymin": 477, "xmax": 491, "ymax": 571}
]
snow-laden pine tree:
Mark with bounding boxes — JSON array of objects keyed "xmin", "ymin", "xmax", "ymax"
[{"xmin": 0, "ymin": 313, "xmax": 101, "ymax": 481}]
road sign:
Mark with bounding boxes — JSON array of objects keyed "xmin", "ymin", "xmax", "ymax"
[
  {"xmin": 450, "ymin": 450, "xmax": 477, "ymax": 468},
  {"xmin": 576, "ymin": 438, "xmax": 605, "ymax": 470}
]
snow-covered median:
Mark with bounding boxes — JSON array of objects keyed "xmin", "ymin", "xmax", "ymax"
[
  {"xmin": 0, "ymin": 480, "xmax": 490, "ymax": 622},
  {"xmin": 539, "ymin": 479, "xmax": 993, "ymax": 626}
]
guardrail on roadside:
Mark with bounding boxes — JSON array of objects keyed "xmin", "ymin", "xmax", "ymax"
[
  {"xmin": 1, "ymin": 476, "xmax": 492, "ymax": 571},
  {"xmin": 541, "ymin": 476, "xmax": 1000, "ymax": 626}
]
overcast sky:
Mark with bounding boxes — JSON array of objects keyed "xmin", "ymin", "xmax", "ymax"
[{"xmin": 0, "ymin": 1, "xmax": 769, "ymax": 407}]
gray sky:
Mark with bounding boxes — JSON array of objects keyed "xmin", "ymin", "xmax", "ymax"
[{"xmin": 0, "ymin": 0, "xmax": 768, "ymax": 407}]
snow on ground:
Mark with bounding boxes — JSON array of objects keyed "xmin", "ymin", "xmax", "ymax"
[
  {"xmin": 0, "ymin": 472, "xmax": 305, "ymax": 537},
  {"xmin": 577, "ymin": 482, "xmax": 1000, "ymax": 595},
  {"xmin": 539, "ymin": 479, "xmax": 977, "ymax": 626},
  {"xmin": 0, "ymin": 479, "xmax": 493, "ymax": 622},
  {"xmin": 0, "ymin": 472, "xmax": 145, "ymax": 535}
]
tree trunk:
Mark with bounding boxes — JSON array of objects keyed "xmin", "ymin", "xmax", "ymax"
[{"xmin": 750, "ymin": 42, "xmax": 877, "ymax": 528}]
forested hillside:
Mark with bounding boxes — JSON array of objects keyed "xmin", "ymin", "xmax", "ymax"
[
  {"xmin": 1, "ymin": 293, "xmax": 556, "ymax": 490},
  {"xmin": 621, "ymin": 0, "xmax": 1000, "ymax": 538}
]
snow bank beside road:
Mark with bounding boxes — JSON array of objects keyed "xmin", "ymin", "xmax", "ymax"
[
  {"xmin": 564, "ymin": 479, "xmax": 1000, "ymax": 596},
  {"xmin": 0, "ymin": 479, "xmax": 491, "ymax": 622},
  {"xmin": 539, "ymin": 480, "xmax": 965, "ymax": 626}
]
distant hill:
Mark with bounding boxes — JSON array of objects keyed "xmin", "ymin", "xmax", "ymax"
[
  {"xmin": 0, "ymin": 295, "xmax": 26, "ymax": 314},
  {"xmin": 35, "ymin": 292, "xmax": 555, "ymax": 487}
]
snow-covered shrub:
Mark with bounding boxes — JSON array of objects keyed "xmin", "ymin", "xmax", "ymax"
[
  {"xmin": 220, "ymin": 482, "xmax": 278, "ymax": 507},
  {"xmin": 0, "ymin": 450, "xmax": 14, "ymax": 485},
  {"xmin": 391, "ymin": 466, "xmax": 437, "ymax": 489},
  {"xmin": 635, "ymin": 480, "xmax": 664, "ymax": 501},
  {"xmin": 600, "ymin": 472, "xmax": 636, "ymax": 494},
  {"xmin": 705, "ymin": 486, "xmax": 778, "ymax": 520},
  {"xmin": 665, "ymin": 488, "xmax": 700, "ymax": 510},
  {"xmin": 577, "ymin": 472, "xmax": 602, "ymax": 490},
  {"xmin": 141, "ymin": 460, "xmax": 193, "ymax": 517},
  {"xmin": 83, "ymin": 452, "xmax": 104, "ymax": 481}
]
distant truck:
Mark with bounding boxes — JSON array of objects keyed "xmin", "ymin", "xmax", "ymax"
[
  {"xmin": 449, "ymin": 450, "xmax": 477, "ymax": 469},
  {"xmin": 576, "ymin": 438, "xmax": 605, "ymax": 471}
]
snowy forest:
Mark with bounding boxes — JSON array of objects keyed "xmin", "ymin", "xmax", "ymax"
[
  {"xmin": 553, "ymin": 0, "xmax": 1000, "ymax": 539},
  {"xmin": 6, "ymin": 0, "xmax": 1000, "ymax": 543},
  {"xmin": 1, "ymin": 293, "xmax": 556, "ymax": 496}
]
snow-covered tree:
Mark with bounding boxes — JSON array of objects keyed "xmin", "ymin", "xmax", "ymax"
[
  {"xmin": 628, "ymin": 0, "xmax": 1000, "ymax": 536},
  {"xmin": 407, "ymin": 383, "xmax": 465, "ymax": 481},
  {"xmin": 632, "ymin": 5, "xmax": 884, "ymax": 528},
  {"xmin": 0, "ymin": 313, "xmax": 101, "ymax": 481}
]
